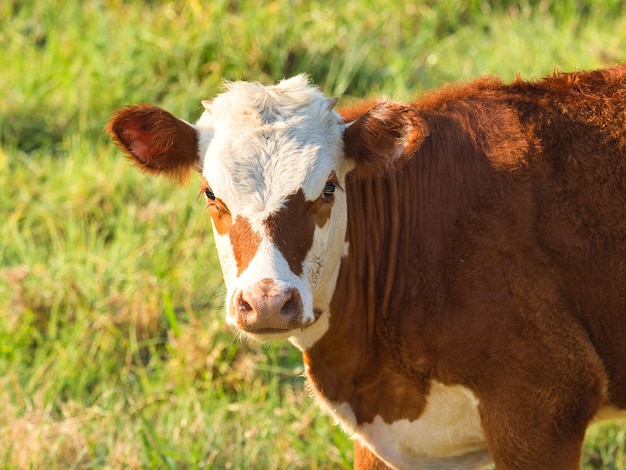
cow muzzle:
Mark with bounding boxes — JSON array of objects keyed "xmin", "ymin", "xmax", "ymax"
[{"xmin": 231, "ymin": 278, "xmax": 307, "ymax": 334}]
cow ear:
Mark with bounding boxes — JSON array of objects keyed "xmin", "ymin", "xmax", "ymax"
[
  {"xmin": 343, "ymin": 102, "xmax": 429, "ymax": 178},
  {"xmin": 105, "ymin": 104, "xmax": 204, "ymax": 183}
]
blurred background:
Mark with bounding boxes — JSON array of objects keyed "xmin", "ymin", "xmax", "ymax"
[{"xmin": 1, "ymin": 1, "xmax": 625, "ymax": 468}]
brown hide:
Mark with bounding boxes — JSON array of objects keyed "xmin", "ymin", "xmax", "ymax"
[
  {"xmin": 106, "ymin": 104, "xmax": 199, "ymax": 182},
  {"xmin": 305, "ymin": 65, "xmax": 626, "ymax": 469}
]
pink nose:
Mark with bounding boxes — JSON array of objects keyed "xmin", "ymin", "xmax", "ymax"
[{"xmin": 233, "ymin": 279, "xmax": 304, "ymax": 333}]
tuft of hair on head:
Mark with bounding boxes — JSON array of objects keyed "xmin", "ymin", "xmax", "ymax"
[{"xmin": 212, "ymin": 74, "xmax": 333, "ymax": 125}]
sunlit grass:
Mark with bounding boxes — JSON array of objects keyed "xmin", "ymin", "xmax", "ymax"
[{"xmin": 2, "ymin": 0, "xmax": 626, "ymax": 467}]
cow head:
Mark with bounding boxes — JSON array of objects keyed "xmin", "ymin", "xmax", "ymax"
[{"xmin": 106, "ymin": 75, "xmax": 426, "ymax": 349}]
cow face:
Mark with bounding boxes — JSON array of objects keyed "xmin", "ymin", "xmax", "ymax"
[
  {"xmin": 196, "ymin": 77, "xmax": 351, "ymax": 348},
  {"xmin": 107, "ymin": 76, "xmax": 351, "ymax": 348},
  {"xmin": 106, "ymin": 75, "xmax": 425, "ymax": 349}
]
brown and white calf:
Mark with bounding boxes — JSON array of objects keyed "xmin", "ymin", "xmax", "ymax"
[{"xmin": 106, "ymin": 65, "xmax": 626, "ymax": 469}]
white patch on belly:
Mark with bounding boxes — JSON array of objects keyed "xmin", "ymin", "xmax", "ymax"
[{"xmin": 322, "ymin": 382, "xmax": 490, "ymax": 470}]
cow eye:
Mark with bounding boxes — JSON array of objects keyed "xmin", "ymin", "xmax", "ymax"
[
  {"xmin": 322, "ymin": 183, "xmax": 335, "ymax": 201},
  {"xmin": 205, "ymin": 188, "xmax": 216, "ymax": 201}
]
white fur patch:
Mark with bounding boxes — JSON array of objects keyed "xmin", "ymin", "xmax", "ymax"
[
  {"xmin": 342, "ymin": 241, "xmax": 350, "ymax": 258},
  {"xmin": 211, "ymin": 230, "xmax": 238, "ymax": 287},
  {"xmin": 320, "ymin": 382, "xmax": 490, "ymax": 470},
  {"xmin": 289, "ymin": 310, "xmax": 330, "ymax": 350}
]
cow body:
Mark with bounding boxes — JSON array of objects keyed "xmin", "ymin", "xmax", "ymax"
[{"xmin": 107, "ymin": 65, "xmax": 626, "ymax": 469}]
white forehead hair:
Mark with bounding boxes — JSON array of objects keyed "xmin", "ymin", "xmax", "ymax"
[
  {"xmin": 197, "ymin": 75, "xmax": 346, "ymax": 226},
  {"xmin": 217, "ymin": 74, "xmax": 326, "ymax": 121}
]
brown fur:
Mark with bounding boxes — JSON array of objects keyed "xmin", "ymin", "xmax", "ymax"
[
  {"xmin": 354, "ymin": 441, "xmax": 393, "ymax": 469},
  {"xmin": 264, "ymin": 189, "xmax": 317, "ymax": 277},
  {"xmin": 200, "ymin": 177, "xmax": 233, "ymax": 236},
  {"xmin": 105, "ymin": 104, "xmax": 199, "ymax": 182},
  {"xmin": 344, "ymin": 102, "xmax": 430, "ymax": 178},
  {"xmin": 304, "ymin": 64, "xmax": 626, "ymax": 468},
  {"xmin": 229, "ymin": 216, "xmax": 261, "ymax": 277}
]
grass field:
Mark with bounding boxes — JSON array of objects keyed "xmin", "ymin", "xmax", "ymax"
[{"xmin": 2, "ymin": 0, "xmax": 626, "ymax": 468}]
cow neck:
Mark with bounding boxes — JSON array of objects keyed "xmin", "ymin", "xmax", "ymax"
[
  {"xmin": 303, "ymin": 166, "xmax": 434, "ymax": 424},
  {"xmin": 342, "ymin": 174, "xmax": 403, "ymax": 327}
]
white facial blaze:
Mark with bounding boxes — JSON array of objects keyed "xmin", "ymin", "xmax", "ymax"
[
  {"xmin": 195, "ymin": 75, "xmax": 349, "ymax": 347},
  {"xmin": 211, "ymin": 229, "xmax": 237, "ymax": 287},
  {"xmin": 310, "ymin": 190, "xmax": 348, "ymax": 304}
]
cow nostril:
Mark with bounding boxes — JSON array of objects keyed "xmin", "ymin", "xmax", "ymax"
[
  {"xmin": 237, "ymin": 292, "xmax": 253, "ymax": 312},
  {"xmin": 281, "ymin": 297, "xmax": 297, "ymax": 318},
  {"xmin": 280, "ymin": 289, "xmax": 302, "ymax": 320}
]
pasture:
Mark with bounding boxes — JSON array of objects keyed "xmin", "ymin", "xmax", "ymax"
[{"xmin": 2, "ymin": 0, "xmax": 626, "ymax": 468}]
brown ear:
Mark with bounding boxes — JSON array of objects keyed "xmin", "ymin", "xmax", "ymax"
[
  {"xmin": 105, "ymin": 104, "xmax": 200, "ymax": 182},
  {"xmin": 343, "ymin": 102, "xmax": 428, "ymax": 178}
]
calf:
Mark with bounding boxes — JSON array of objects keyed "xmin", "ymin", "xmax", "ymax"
[{"xmin": 106, "ymin": 64, "xmax": 626, "ymax": 469}]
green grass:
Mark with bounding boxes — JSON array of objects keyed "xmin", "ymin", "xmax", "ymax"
[{"xmin": 1, "ymin": 0, "xmax": 626, "ymax": 468}]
